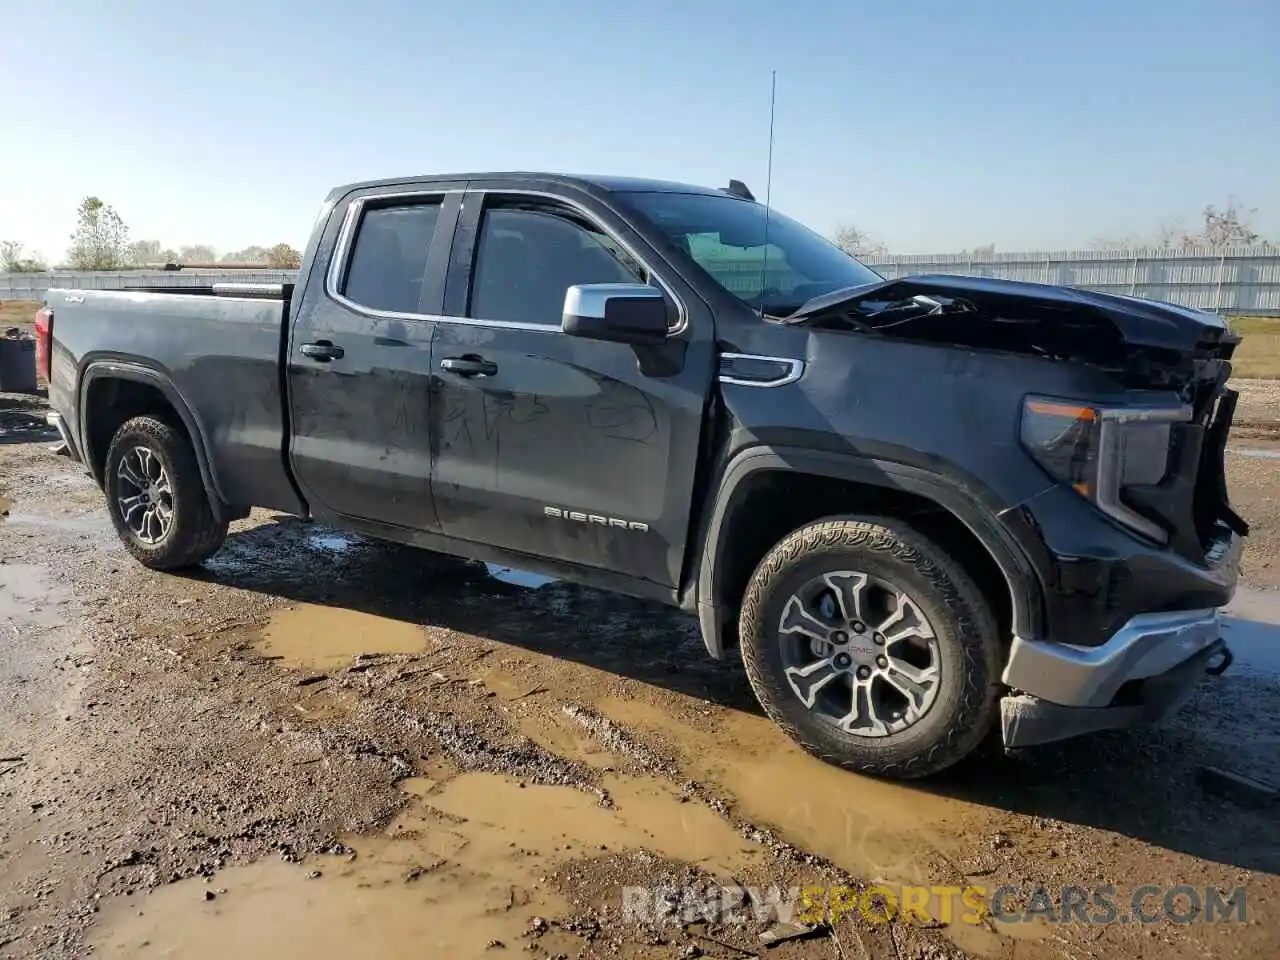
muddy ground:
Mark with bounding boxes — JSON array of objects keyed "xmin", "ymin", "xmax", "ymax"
[{"xmin": 1, "ymin": 387, "xmax": 1278, "ymax": 960}]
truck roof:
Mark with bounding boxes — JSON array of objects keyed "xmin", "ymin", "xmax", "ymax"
[{"xmin": 326, "ymin": 172, "xmax": 737, "ymax": 201}]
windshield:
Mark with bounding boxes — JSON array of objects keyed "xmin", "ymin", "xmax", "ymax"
[{"xmin": 620, "ymin": 190, "xmax": 882, "ymax": 315}]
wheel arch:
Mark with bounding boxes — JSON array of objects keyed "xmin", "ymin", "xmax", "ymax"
[
  {"xmin": 78, "ymin": 359, "xmax": 233, "ymax": 524},
  {"xmin": 695, "ymin": 445, "xmax": 1042, "ymax": 659}
]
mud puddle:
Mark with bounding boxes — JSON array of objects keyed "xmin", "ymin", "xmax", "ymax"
[
  {"xmin": 0, "ymin": 507, "xmax": 111, "ymax": 533},
  {"xmin": 485, "ymin": 564, "xmax": 558, "ymax": 589},
  {"xmin": 574, "ymin": 697, "xmax": 1030, "ymax": 957},
  {"xmin": 1222, "ymin": 584, "xmax": 1280, "ymax": 675},
  {"xmin": 0, "ymin": 562, "xmax": 68, "ymax": 631},
  {"xmin": 1, "ymin": 563, "xmax": 78, "ymax": 728},
  {"xmin": 256, "ymin": 604, "xmax": 429, "ymax": 670},
  {"xmin": 471, "ymin": 659, "xmax": 1021, "ymax": 954},
  {"xmin": 306, "ymin": 531, "xmax": 361, "ymax": 554},
  {"xmin": 0, "ymin": 506, "xmax": 119, "ymax": 551},
  {"xmin": 588, "ymin": 696, "xmax": 964, "ymax": 884},
  {"xmin": 93, "ymin": 768, "xmax": 760, "ymax": 959}
]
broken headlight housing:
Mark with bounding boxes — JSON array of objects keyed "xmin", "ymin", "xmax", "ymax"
[{"xmin": 1020, "ymin": 396, "xmax": 1192, "ymax": 543}]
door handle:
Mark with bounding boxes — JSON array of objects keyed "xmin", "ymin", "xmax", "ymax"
[
  {"xmin": 301, "ymin": 340, "xmax": 345, "ymax": 362},
  {"xmin": 440, "ymin": 355, "xmax": 498, "ymax": 378}
]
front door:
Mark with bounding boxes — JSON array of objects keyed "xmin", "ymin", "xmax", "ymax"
[
  {"xmin": 288, "ymin": 187, "xmax": 461, "ymax": 532},
  {"xmin": 429, "ymin": 187, "xmax": 714, "ymax": 588}
]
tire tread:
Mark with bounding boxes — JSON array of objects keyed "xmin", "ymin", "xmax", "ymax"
[
  {"xmin": 739, "ymin": 515, "xmax": 1000, "ymax": 780},
  {"xmin": 104, "ymin": 416, "xmax": 228, "ymax": 570}
]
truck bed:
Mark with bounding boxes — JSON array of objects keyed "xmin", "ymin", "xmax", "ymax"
[{"xmin": 45, "ymin": 284, "xmax": 304, "ymax": 517}]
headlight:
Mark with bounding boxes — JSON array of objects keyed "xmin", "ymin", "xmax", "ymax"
[{"xmin": 1020, "ymin": 396, "xmax": 1190, "ymax": 542}]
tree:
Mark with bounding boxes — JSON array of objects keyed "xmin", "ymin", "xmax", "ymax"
[
  {"xmin": 179, "ymin": 244, "xmax": 218, "ymax": 264},
  {"xmin": 128, "ymin": 239, "xmax": 165, "ymax": 265},
  {"xmin": 1181, "ymin": 201, "xmax": 1267, "ymax": 247},
  {"xmin": 1090, "ymin": 200, "xmax": 1269, "ymax": 250},
  {"xmin": 1155, "ymin": 219, "xmax": 1186, "ymax": 248},
  {"xmin": 67, "ymin": 196, "xmax": 130, "ymax": 270},
  {"xmin": 266, "ymin": 243, "xmax": 302, "ymax": 268},
  {"xmin": 833, "ymin": 224, "xmax": 887, "ymax": 259},
  {"xmin": 0, "ymin": 240, "xmax": 47, "ymax": 272},
  {"xmin": 221, "ymin": 245, "xmax": 269, "ymax": 264}
]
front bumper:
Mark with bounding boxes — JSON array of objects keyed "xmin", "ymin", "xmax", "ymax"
[
  {"xmin": 1000, "ymin": 606, "xmax": 1234, "ymax": 748},
  {"xmin": 1000, "ymin": 485, "xmax": 1243, "ymax": 650}
]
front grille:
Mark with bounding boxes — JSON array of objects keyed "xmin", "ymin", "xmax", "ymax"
[
  {"xmin": 1192, "ymin": 388, "xmax": 1249, "ymax": 553},
  {"xmin": 1120, "ymin": 372, "xmax": 1247, "ymax": 564}
]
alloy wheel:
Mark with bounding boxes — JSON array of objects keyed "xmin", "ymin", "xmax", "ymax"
[
  {"xmin": 777, "ymin": 571, "xmax": 942, "ymax": 737},
  {"xmin": 116, "ymin": 445, "xmax": 174, "ymax": 545}
]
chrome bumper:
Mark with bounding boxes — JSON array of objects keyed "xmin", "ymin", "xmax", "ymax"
[
  {"xmin": 1000, "ymin": 607, "xmax": 1232, "ymax": 748},
  {"xmin": 1003, "ymin": 608, "xmax": 1223, "ymax": 708}
]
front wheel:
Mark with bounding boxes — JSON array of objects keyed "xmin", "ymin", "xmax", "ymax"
[
  {"xmin": 739, "ymin": 516, "xmax": 1001, "ymax": 779},
  {"xmin": 103, "ymin": 415, "xmax": 228, "ymax": 569}
]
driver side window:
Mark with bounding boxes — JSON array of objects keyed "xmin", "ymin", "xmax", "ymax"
[{"xmin": 468, "ymin": 203, "xmax": 647, "ymax": 326}]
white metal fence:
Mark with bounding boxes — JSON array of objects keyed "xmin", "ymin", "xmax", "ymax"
[
  {"xmin": 3, "ymin": 247, "xmax": 1280, "ymax": 315},
  {"xmin": 864, "ymin": 247, "xmax": 1280, "ymax": 315}
]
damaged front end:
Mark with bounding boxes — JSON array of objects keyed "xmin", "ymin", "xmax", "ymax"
[
  {"xmin": 786, "ymin": 274, "xmax": 1238, "ymax": 392},
  {"xmin": 787, "ymin": 274, "xmax": 1248, "ymax": 564}
]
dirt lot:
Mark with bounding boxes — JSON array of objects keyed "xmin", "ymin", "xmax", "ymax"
[{"xmin": 2, "ymin": 379, "xmax": 1279, "ymax": 960}]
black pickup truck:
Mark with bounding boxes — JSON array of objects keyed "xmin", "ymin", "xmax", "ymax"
[{"xmin": 36, "ymin": 172, "xmax": 1248, "ymax": 778}]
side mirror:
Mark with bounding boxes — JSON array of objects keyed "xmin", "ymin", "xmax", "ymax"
[{"xmin": 562, "ymin": 283, "xmax": 669, "ymax": 346}]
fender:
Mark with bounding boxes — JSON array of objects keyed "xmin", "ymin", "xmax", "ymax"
[
  {"xmin": 78, "ymin": 359, "xmax": 235, "ymax": 525},
  {"xmin": 694, "ymin": 444, "xmax": 1043, "ymax": 659}
]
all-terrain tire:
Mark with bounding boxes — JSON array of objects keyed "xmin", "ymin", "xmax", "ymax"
[
  {"xmin": 103, "ymin": 415, "xmax": 228, "ymax": 570},
  {"xmin": 739, "ymin": 515, "xmax": 1001, "ymax": 780}
]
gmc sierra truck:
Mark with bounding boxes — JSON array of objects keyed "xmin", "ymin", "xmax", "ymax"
[{"xmin": 35, "ymin": 172, "xmax": 1249, "ymax": 778}]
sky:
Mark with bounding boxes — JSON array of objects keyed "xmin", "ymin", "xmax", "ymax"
[{"xmin": 1, "ymin": 0, "xmax": 1277, "ymax": 263}]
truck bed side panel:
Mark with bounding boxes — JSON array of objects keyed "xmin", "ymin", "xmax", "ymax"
[{"xmin": 47, "ymin": 289, "xmax": 303, "ymax": 515}]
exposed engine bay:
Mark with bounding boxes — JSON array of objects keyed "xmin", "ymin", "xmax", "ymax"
[{"xmin": 784, "ymin": 274, "xmax": 1238, "ymax": 395}]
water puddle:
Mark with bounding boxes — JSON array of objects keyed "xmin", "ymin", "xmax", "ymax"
[
  {"xmin": 306, "ymin": 532, "xmax": 359, "ymax": 554},
  {"xmin": 0, "ymin": 563, "xmax": 67, "ymax": 633},
  {"xmin": 432, "ymin": 772, "xmax": 760, "ymax": 869},
  {"xmin": 485, "ymin": 564, "xmax": 558, "ymax": 589},
  {"xmin": 1, "ymin": 563, "xmax": 79, "ymax": 745},
  {"xmin": 1228, "ymin": 447, "xmax": 1280, "ymax": 460},
  {"xmin": 1223, "ymin": 584, "xmax": 1280, "ymax": 676},
  {"xmin": 585, "ymin": 698, "xmax": 1040, "ymax": 957},
  {"xmin": 514, "ymin": 710, "xmax": 621, "ymax": 770},
  {"xmin": 93, "ymin": 770, "xmax": 759, "ymax": 959},
  {"xmin": 594, "ymin": 697, "xmax": 969, "ymax": 887},
  {"xmin": 0, "ymin": 508, "xmax": 116, "ymax": 541},
  {"xmin": 256, "ymin": 604, "xmax": 428, "ymax": 670}
]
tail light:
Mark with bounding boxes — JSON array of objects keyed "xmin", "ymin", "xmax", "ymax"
[{"xmin": 34, "ymin": 306, "xmax": 53, "ymax": 383}]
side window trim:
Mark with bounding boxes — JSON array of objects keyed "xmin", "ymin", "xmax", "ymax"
[
  {"xmin": 441, "ymin": 188, "xmax": 687, "ymax": 336},
  {"xmin": 324, "ymin": 189, "xmax": 461, "ymax": 320}
]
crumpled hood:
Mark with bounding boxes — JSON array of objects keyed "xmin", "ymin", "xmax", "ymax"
[{"xmin": 788, "ymin": 274, "xmax": 1232, "ymax": 356}]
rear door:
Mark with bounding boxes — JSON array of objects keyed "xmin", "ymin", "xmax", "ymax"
[
  {"xmin": 429, "ymin": 183, "xmax": 716, "ymax": 589},
  {"xmin": 287, "ymin": 184, "xmax": 463, "ymax": 531}
]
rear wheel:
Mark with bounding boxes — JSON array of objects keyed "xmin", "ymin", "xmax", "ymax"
[
  {"xmin": 103, "ymin": 416, "xmax": 228, "ymax": 569},
  {"xmin": 739, "ymin": 516, "xmax": 1001, "ymax": 779}
]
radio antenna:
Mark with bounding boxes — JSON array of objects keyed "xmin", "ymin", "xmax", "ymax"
[{"xmin": 757, "ymin": 69, "xmax": 777, "ymax": 318}]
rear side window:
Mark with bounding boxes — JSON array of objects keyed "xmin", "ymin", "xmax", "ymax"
[
  {"xmin": 468, "ymin": 204, "xmax": 646, "ymax": 325},
  {"xmin": 341, "ymin": 201, "xmax": 441, "ymax": 314}
]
